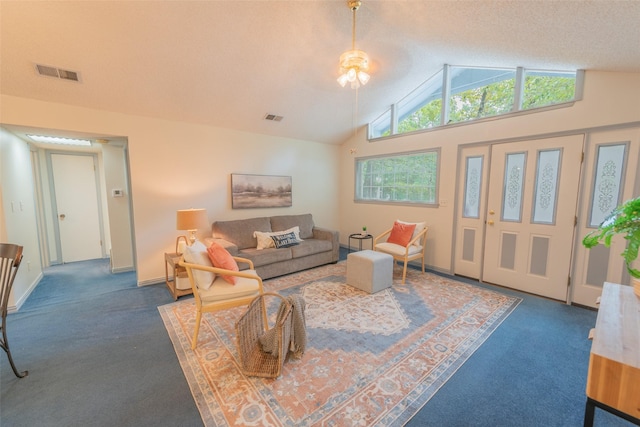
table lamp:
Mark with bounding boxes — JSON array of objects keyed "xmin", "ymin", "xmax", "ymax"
[{"xmin": 176, "ymin": 208, "xmax": 208, "ymax": 253}]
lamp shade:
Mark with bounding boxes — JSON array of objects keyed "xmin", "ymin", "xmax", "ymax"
[{"xmin": 176, "ymin": 208, "xmax": 208, "ymax": 231}]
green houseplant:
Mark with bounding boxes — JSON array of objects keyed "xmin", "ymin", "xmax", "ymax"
[{"xmin": 582, "ymin": 196, "xmax": 640, "ymax": 280}]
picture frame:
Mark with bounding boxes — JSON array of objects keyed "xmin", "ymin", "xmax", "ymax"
[{"xmin": 231, "ymin": 174, "xmax": 292, "ymax": 209}]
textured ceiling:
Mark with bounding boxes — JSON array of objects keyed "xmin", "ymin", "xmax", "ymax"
[{"xmin": 2, "ymin": 1, "xmax": 640, "ymax": 145}]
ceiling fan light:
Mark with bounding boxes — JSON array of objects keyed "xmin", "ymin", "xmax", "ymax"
[
  {"xmin": 347, "ymin": 68, "xmax": 357, "ymax": 82},
  {"xmin": 336, "ymin": 1, "xmax": 371, "ymax": 89},
  {"xmin": 358, "ymin": 71, "xmax": 370, "ymax": 85}
]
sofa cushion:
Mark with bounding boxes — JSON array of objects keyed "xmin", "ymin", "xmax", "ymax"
[
  {"xmin": 254, "ymin": 230, "xmax": 276, "ymax": 250},
  {"xmin": 290, "ymin": 239, "xmax": 333, "ymax": 258},
  {"xmin": 183, "ymin": 240, "xmax": 216, "ymax": 290},
  {"xmin": 375, "ymin": 242, "xmax": 423, "ymax": 256},
  {"xmin": 397, "ymin": 220, "xmax": 427, "ymax": 248},
  {"xmin": 387, "ymin": 221, "xmax": 416, "ymax": 247},
  {"xmin": 254, "ymin": 226, "xmax": 302, "ymax": 250},
  {"xmin": 239, "ymin": 247, "xmax": 292, "ymax": 268},
  {"xmin": 207, "ymin": 242, "xmax": 240, "ymax": 284},
  {"xmin": 271, "ymin": 214, "xmax": 314, "ymax": 239},
  {"xmin": 271, "ymin": 231, "xmax": 300, "ymax": 248},
  {"xmin": 198, "ymin": 270, "xmax": 261, "ymax": 303},
  {"xmin": 212, "ymin": 217, "xmax": 271, "ymax": 250}
]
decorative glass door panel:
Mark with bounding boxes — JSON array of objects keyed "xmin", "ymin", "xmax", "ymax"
[
  {"xmin": 532, "ymin": 149, "xmax": 562, "ymax": 225},
  {"xmin": 501, "ymin": 152, "xmax": 526, "ymax": 222},
  {"xmin": 588, "ymin": 143, "xmax": 627, "ymax": 227},
  {"xmin": 463, "ymin": 156, "xmax": 483, "ymax": 218}
]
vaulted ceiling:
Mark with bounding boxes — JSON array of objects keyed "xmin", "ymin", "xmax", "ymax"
[{"xmin": 2, "ymin": 1, "xmax": 639, "ymax": 145}]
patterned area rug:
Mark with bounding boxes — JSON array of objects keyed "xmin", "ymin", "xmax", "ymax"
[{"xmin": 159, "ymin": 262, "xmax": 521, "ymax": 426}]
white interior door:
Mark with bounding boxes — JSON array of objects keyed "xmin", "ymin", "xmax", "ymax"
[
  {"xmin": 482, "ymin": 135, "xmax": 584, "ymax": 301},
  {"xmin": 51, "ymin": 153, "xmax": 104, "ymax": 263},
  {"xmin": 454, "ymin": 145, "xmax": 490, "ymax": 279}
]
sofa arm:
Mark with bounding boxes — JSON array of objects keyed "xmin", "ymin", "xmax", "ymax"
[
  {"xmin": 203, "ymin": 237, "xmax": 239, "ymax": 256},
  {"xmin": 313, "ymin": 227, "xmax": 336, "ymax": 241},
  {"xmin": 313, "ymin": 227, "xmax": 340, "ymax": 262}
]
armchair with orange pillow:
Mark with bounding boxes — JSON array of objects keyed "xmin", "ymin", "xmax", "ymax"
[
  {"xmin": 179, "ymin": 241, "xmax": 266, "ymax": 349},
  {"xmin": 373, "ymin": 220, "xmax": 428, "ymax": 284}
]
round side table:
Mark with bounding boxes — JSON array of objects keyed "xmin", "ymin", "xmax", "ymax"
[{"xmin": 348, "ymin": 233, "xmax": 373, "ymax": 252}]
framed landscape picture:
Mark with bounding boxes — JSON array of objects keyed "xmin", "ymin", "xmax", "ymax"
[{"xmin": 231, "ymin": 174, "xmax": 292, "ymax": 209}]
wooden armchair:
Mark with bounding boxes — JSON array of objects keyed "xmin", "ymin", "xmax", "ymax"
[
  {"xmin": 374, "ymin": 224, "xmax": 428, "ymax": 284},
  {"xmin": 0, "ymin": 243, "xmax": 28, "ymax": 378},
  {"xmin": 179, "ymin": 255, "xmax": 266, "ymax": 350}
]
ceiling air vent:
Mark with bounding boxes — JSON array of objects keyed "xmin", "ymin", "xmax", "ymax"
[
  {"xmin": 264, "ymin": 113, "xmax": 283, "ymax": 122},
  {"xmin": 35, "ymin": 64, "xmax": 81, "ymax": 82}
]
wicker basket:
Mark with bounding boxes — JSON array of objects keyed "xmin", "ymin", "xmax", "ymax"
[{"xmin": 236, "ymin": 292, "xmax": 293, "ymax": 378}]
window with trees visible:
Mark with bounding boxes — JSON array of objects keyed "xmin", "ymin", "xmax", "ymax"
[
  {"xmin": 396, "ymin": 69, "xmax": 444, "ymax": 134},
  {"xmin": 355, "ymin": 150, "xmax": 439, "ymax": 205},
  {"xmin": 448, "ymin": 67, "xmax": 516, "ymax": 123},
  {"xmin": 369, "ymin": 66, "xmax": 581, "ymax": 139},
  {"xmin": 522, "ymin": 70, "xmax": 576, "ymax": 109}
]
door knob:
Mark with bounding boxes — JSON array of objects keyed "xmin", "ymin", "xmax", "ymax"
[
  {"xmin": 59, "ymin": 214, "xmax": 66, "ymax": 220},
  {"xmin": 487, "ymin": 219, "xmax": 494, "ymax": 225},
  {"xmin": 489, "ymin": 210, "xmax": 495, "ymax": 215}
]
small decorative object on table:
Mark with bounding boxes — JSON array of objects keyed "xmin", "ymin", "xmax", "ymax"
[{"xmin": 361, "ymin": 226, "xmax": 367, "ymax": 236}]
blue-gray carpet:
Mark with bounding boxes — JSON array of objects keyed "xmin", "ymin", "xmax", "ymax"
[{"xmin": 0, "ymin": 251, "xmax": 633, "ymax": 426}]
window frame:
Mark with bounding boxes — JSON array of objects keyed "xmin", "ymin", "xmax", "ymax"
[
  {"xmin": 368, "ymin": 66, "xmax": 584, "ymax": 141},
  {"xmin": 354, "ymin": 148, "xmax": 440, "ymax": 207}
]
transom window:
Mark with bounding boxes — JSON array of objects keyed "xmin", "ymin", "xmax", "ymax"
[
  {"xmin": 448, "ymin": 67, "xmax": 516, "ymax": 124},
  {"xmin": 355, "ymin": 150, "xmax": 439, "ymax": 205},
  {"xmin": 369, "ymin": 65, "xmax": 582, "ymax": 140}
]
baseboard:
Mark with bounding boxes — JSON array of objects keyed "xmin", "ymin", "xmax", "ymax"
[
  {"xmin": 111, "ymin": 265, "xmax": 135, "ymax": 274},
  {"xmin": 137, "ymin": 277, "xmax": 165, "ymax": 287},
  {"xmin": 8, "ymin": 271, "xmax": 43, "ymax": 313}
]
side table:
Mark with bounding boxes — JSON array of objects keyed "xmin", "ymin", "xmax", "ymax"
[
  {"xmin": 164, "ymin": 252, "xmax": 193, "ymax": 300},
  {"xmin": 348, "ymin": 233, "xmax": 373, "ymax": 252}
]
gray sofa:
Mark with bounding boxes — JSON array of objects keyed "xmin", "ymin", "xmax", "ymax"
[{"xmin": 205, "ymin": 214, "xmax": 339, "ymax": 280}]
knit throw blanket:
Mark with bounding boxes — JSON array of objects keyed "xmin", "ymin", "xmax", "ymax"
[{"xmin": 259, "ymin": 294, "xmax": 307, "ymax": 359}]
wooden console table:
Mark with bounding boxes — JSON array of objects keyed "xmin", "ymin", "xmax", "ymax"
[{"xmin": 584, "ymin": 282, "xmax": 640, "ymax": 426}]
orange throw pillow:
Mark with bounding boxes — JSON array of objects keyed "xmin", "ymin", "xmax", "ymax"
[
  {"xmin": 387, "ymin": 221, "xmax": 417, "ymax": 247},
  {"xmin": 207, "ymin": 242, "xmax": 239, "ymax": 284}
]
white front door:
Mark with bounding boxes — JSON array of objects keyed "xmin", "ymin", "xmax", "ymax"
[
  {"xmin": 51, "ymin": 153, "xmax": 104, "ymax": 263},
  {"xmin": 482, "ymin": 135, "xmax": 584, "ymax": 301}
]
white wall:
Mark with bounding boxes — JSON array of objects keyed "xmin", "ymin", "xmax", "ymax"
[
  {"xmin": 2, "ymin": 70, "xmax": 638, "ymax": 306},
  {"xmin": 0, "ymin": 96, "xmax": 340, "ymax": 291},
  {"xmin": 338, "ymin": 71, "xmax": 640, "ymax": 273},
  {"xmin": 0, "ymin": 129, "xmax": 43, "ymax": 309},
  {"xmin": 101, "ymin": 143, "xmax": 134, "ymax": 272}
]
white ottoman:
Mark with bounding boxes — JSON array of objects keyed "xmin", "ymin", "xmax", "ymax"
[{"xmin": 347, "ymin": 250, "xmax": 393, "ymax": 293}]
